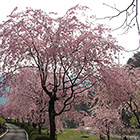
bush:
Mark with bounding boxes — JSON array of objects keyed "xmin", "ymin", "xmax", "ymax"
[
  {"xmin": 27, "ymin": 126, "xmax": 35, "ymax": 134},
  {"xmin": 30, "ymin": 130, "xmax": 39, "ymax": 137},
  {"xmin": 6, "ymin": 118, "xmax": 15, "ymax": 123},
  {"xmin": 32, "ymin": 135, "xmax": 50, "ymax": 140},
  {"xmin": 0, "ymin": 117, "xmax": 6, "ymax": 128},
  {"xmin": 0, "ymin": 117, "xmax": 6, "ymax": 134}
]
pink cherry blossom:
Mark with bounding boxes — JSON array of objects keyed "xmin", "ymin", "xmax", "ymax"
[{"xmin": 0, "ymin": 5, "xmax": 123, "ymax": 140}]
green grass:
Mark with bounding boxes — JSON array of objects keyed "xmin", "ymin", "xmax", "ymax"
[
  {"xmin": 42, "ymin": 129, "xmax": 99, "ymax": 140},
  {"xmin": 57, "ymin": 129, "xmax": 99, "ymax": 140},
  {"xmin": 42, "ymin": 129, "xmax": 118, "ymax": 140}
]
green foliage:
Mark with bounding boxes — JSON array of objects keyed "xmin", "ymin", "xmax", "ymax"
[
  {"xmin": 65, "ymin": 119, "xmax": 77, "ymax": 128},
  {"xmin": 0, "ymin": 117, "xmax": 6, "ymax": 135},
  {"xmin": 19, "ymin": 123, "xmax": 50, "ymax": 140},
  {"xmin": 0, "ymin": 117, "xmax": 6, "ymax": 128},
  {"xmin": 32, "ymin": 135, "xmax": 50, "ymax": 140},
  {"xmin": 6, "ymin": 118, "xmax": 15, "ymax": 123},
  {"xmin": 127, "ymin": 52, "xmax": 140, "ymax": 68},
  {"xmin": 129, "ymin": 116, "xmax": 140, "ymax": 128},
  {"xmin": 30, "ymin": 130, "xmax": 39, "ymax": 137}
]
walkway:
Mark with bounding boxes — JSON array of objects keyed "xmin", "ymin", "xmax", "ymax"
[{"xmin": 0, "ymin": 123, "xmax": 27, "ymax": 140}]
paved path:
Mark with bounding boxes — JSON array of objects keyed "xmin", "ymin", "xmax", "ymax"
[
  {"xmin": 111, "ymin": 134, "xmax": 140, "ymax": 140},
  {"xmin": 0, "ymin": 123, "xmax": 27, "ymax": 140}
]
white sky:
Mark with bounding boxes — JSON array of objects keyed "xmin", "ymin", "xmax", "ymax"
[{"xmin": 0, "ymin": 0, "xmax": 139, "ymax": 64}]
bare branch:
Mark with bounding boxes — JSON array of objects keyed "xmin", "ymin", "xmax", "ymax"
[
  {"xmin": 98, "ymin": 0, "xmax": 140, "ymax": 36},
  {"xmin": 109, "ymin": 0, "xmax": 135, "ymax": 20}
]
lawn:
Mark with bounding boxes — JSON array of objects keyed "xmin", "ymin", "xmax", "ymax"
[
  {"xmin": 42, "ymin": 129, "xmax": 119, "ymax": 140},
  {"xmin": 42, "ymin": 129, "xmax": 99, "ymax": 140},
  {"xmin": 56, "ymin": 129, "xmax": 99, "ymax": 140}
]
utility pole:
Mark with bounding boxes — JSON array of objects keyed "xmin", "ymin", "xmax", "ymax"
[{"xmin": 118, "ymin": 53, "xmax": 120, "ymax": 65}]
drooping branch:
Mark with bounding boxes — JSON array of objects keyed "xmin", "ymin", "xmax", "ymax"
[
  {"xmin": 126, "ymin": 99, "xmax": 140, "ymax": 126},
  {"xmin": 95, "ymin": 0, "xmax": 140, "ymax": 49},
  {"xmin": 102, "ymin": 0, "xmax": 139, "ymax": 35}
]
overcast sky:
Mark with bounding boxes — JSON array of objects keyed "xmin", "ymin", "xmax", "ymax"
[{"xmin": 0, "ymin": 0, "xmax": 139, "ymax": 64}]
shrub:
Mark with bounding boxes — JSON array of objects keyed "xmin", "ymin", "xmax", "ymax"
[
  {"xmin": 20, "ymin": 122, "xmax": 27, "ymax": 128},
  {"xmin": 0, "ymin": 117, "xmax": 6, "ymax": 134},
  {"xmin": 23, "ymin": 125, "xmax": 50, "ymax": 140},
  {"xmin": 32, "ymin": 135, "xmax": 50, "ymax": 140},
  {"xmin": 0, "ymin": 117, "xmax": 6, "ymax": 128},
  {"xmin": 30, "ymin": 130, "xmax": 39, "ymax": 137},
  {"xmin": 28, "ymin": 126, "xmax": 35, "ymax": 134}
]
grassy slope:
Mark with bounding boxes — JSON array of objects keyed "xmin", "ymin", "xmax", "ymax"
[
  {"xmin": 57, "ymin": 129, "xmax": 99, "ymax": 140},
  {"xmin": 42, "ymin": 129, "xmax": 99, "ymax": 140}
]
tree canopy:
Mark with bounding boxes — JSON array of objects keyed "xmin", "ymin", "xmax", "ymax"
[{"xmin": 0, "ymin": 5, "xmax": 123, "ymax": 140}]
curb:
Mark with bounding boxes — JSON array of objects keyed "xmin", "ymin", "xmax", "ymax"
[
  {"xmin": 0, "ymin": 127, "xmax": 9, "ymax": 139},
  {"xmin": 24, "ymin": 129, "xmax": 29, "ymax": 140}
]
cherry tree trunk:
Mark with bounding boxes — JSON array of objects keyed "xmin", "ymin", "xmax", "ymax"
[
  {"xmin": 107, "ymin": 134, "xmax": 110, "ymax": 140},
  {"xmin": 107, "ymin": 128, "xmax": 110, "ymax": 140},
  {"xmin": 49, "ymin": 98, "xmax": 56, "ymax": 140},
  {"xmin": 128, "ymin": 101, "xmax": 140, "ymax": 126},
  {"xmin": 38, "ymin": 124, "xmax": 42, "ymax": 134}
]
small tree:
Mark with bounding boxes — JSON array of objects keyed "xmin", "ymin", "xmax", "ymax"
[
  {"xmin": 91, "ymin": 109, "xmax": 124, "ymax": 140},
  {"xmin": 83, "ymin": 93, "xmax": 125, "ymax": 140},
  {"xmin": 95, "ymin": 65, "xmax": 140, "ymax": 127}
]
